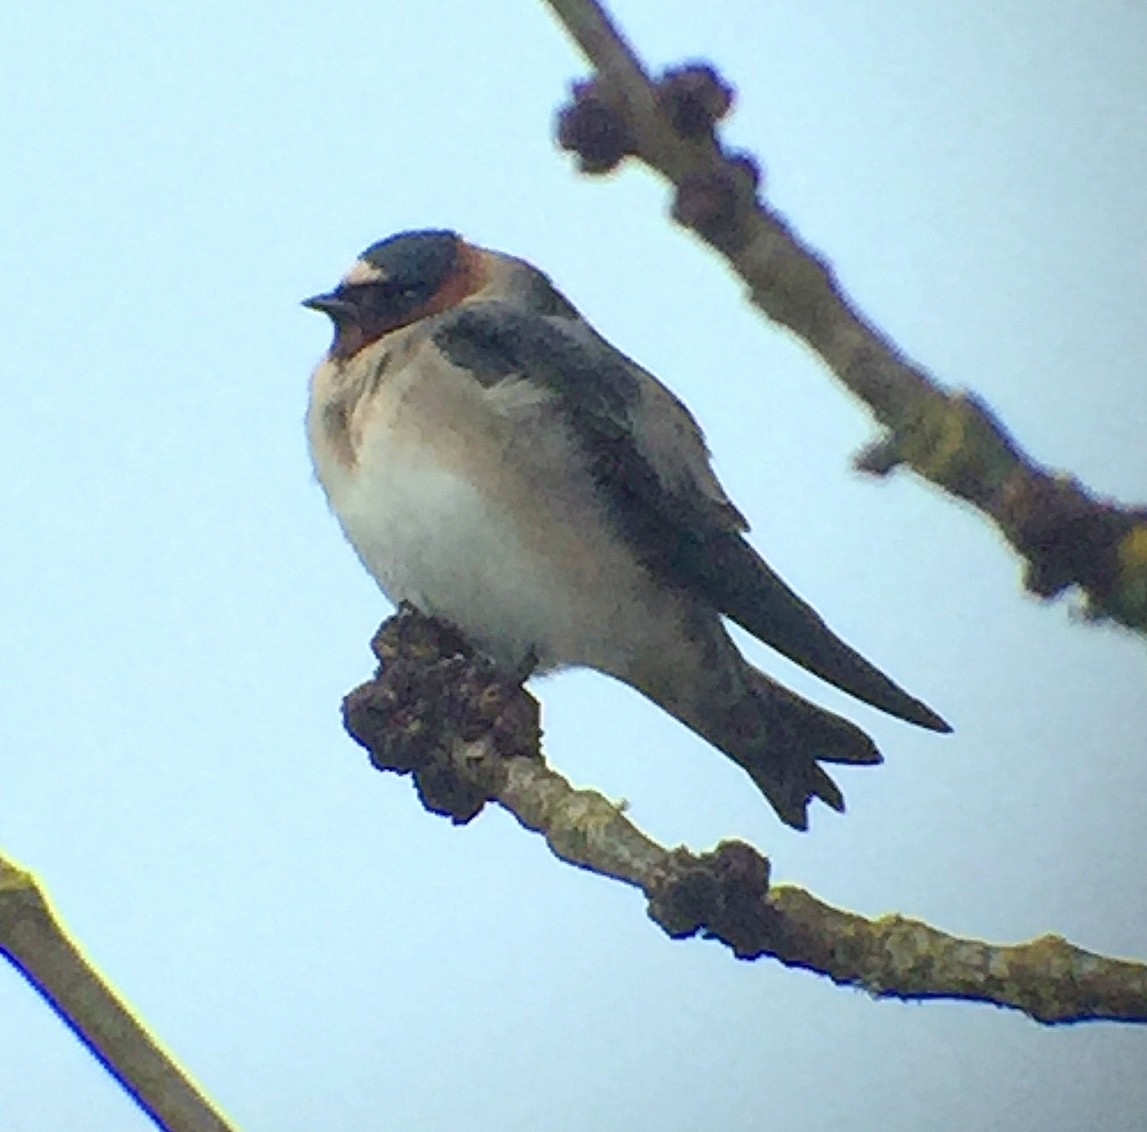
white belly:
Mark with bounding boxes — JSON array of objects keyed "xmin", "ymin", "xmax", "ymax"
[
  {"xmin": 307, "ymin": 336, "xmax": 671, "ymax": 677},
  {"xmin": 332, "ymin": 451, "xmax": 585, "ymax": 671}
]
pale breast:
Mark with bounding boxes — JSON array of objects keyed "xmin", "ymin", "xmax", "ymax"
[{"xmin": 308, "ymin": 332, "xmax": 659, "ymax": 674}]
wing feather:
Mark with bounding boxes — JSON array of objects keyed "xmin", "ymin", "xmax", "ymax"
[{"xmin": 431, "ymin": 301, "xmax": 949, "ymax": 732}]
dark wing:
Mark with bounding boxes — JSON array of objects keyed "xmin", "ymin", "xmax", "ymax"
[{"xmin": 432, "ymin": 301, "xmax": 950, "ymax": 733}]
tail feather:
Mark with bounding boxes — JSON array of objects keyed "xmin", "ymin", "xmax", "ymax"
[
  {"xmin": 668, "ymin": 660, "xmax": 883, "ymax": 830},
  {"xmin": 734, "ymin": 668, "xmax": 884, "ymax": 828},
  {"xmin": 622, "ymin": 614, "xmax": 893, "ymax": 829}
]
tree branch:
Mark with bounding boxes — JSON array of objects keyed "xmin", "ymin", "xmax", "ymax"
[
  {"xmin": 0, "ymin": 852, "xmax": 235, "ymax": 1132},
  {"xmin": 540, "ymin": 0, "xmax": 1147, "ymax": 636},
  {"xmin": 342, "ymin": 609, "xmax": 1147, "ymax": 1026}
]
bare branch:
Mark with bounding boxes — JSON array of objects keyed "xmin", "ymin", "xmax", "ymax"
[
  {"xmin": 343, "ymin": 609, "xmax": 1147, "ymax": 1026},
  {"xmin": 0, "ymin": 852, "xmax": 236, "ymax": 1132},
  {"xmin": 541, "ymin": 0, "xmax": 1147, "ymax": 636}
]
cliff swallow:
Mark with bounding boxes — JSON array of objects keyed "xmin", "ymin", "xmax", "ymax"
[{"xmin": 305, "ymin": 229, "xmax": 950, "ymax": 828}]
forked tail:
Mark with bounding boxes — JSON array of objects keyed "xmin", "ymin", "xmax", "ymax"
[{"xmin": 697, "ymin": 664, "xmax": 884, "ymax": 829}]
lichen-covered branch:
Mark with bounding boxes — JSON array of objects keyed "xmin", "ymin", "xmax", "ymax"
[
  {"xmin": 539, "ymin": 0, "xmax": 1147, "ymax": 635},
  {"xmin": 342, "ymin": 609, "xmax": 1147, "ymax": 1026},
  {"xmin": 0, "ymin": 852, "xmax": 235, "ymax": 1132}
]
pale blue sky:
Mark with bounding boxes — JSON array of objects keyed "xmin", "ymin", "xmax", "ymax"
[{"xmin": 2, "ymin": 2, "xmax": 1145, "ymax": 1128}]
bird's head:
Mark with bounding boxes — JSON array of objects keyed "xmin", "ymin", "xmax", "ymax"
[
  {"xmin": 304, "ymin": 230, "xmax": 582, "ymax": 361},
  {"xmin": 303, "ymin": 229, "xmax": 489, "ymax": 361}
]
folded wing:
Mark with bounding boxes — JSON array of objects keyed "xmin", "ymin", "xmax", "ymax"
[{"xmin": 431, "ymin": 300, "xmax": 949, "ymax": 733}]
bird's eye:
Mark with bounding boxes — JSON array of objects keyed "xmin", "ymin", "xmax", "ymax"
[{"xmin": 343, "ymin": 281, "xmax": 424, "ymax": 308}]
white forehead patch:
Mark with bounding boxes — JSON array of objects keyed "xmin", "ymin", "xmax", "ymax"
[{"xmin": 341, "ymin": 259, "xmax": 385, "ymax": 286}]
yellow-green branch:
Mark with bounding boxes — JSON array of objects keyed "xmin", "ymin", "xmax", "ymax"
[
  {"xmin": 0, "ymin": 853, "xmax": 235, "ymax": 1132},
  {"xmin": 344, "ymin": 609, "xmax": 1147, "ymax": 1026},
  {"xmin": 540, "ymin": 0, "xmax": 1147, "ymax": 634}
]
